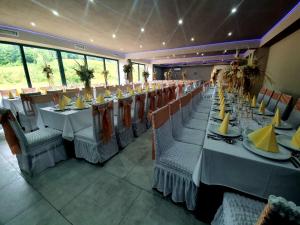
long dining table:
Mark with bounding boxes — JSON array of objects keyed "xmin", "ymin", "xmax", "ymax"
[{"xmin": 193, "ymin": 87, "xmax": 300, "ymax": 222}]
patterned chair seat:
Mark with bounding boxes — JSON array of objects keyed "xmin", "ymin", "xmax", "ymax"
[
  {"xmin": 73, "ymin": 126, "xmax": 94, "ymax": 141},
  {"xmin": 25, "ymin": 128, "xmax": 62, "ymax": 147}
]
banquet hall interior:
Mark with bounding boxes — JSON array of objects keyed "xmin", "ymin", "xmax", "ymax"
[{"xmin": 0, "ymin": 0, "xmax": 300, "ymax": 224}]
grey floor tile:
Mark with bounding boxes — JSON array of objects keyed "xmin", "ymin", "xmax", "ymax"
[
  {"xmin": 26, "ymin": 159, "xmax": 104, "ymax": 210},
  {"xmin": 0, "ymin": 155, "xmax": 22, "ymax": 190},
  {"xmin": 0, "ymin": 178, "xmax": 41, "ymax": 224},
  {"xmin": 121, "ymin": 191, "xmax": 206, "ymax": 225},
  {"xmin": 61, "ymin": 172, "xmax": 141, "ymax": 225},
  {"xmin": 6, "ymin": 199, "xmax": 71, "ymax": 225}
]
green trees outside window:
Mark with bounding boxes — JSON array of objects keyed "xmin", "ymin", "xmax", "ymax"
[
  {"xmin": 104, "ymin": 59, "xmax": 119, "ymax": 85},
  {"xmin": 61, "ymin": 52, "xmax": 85, "ymax": 86}
]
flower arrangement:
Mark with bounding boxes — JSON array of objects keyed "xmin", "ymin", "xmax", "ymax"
[
  {"xmin": 102, "ymin": 70, "xmax": 109, "ymax": 87},
  {"xmin": 74, "ymin": 61, "xmax": 94, "ymax": 94},
  {"xmin": 152, "ymin": 71, "xmax": 157, "ymax": 80},
  {"xmin": 43, "ymin": 64, "xmax": 53, "ymax": 86},
  {"xmin": 123, "ymin": 59, "xmax": 133, "ymax": 82},
  {"xmin": 142, "ymin": 70, "xmax": 150, "ymax": 83},
  {"xmin": 181, "ymin": 71, "xmax": 187, "ymax": 80}
]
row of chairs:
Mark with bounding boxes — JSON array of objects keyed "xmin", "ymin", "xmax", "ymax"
[
  {"xmin": 257, "ymin": 86, "xmax": 300, "ymax": 128},
  {"xmin": 151, "ymin": 85, "xmax": 212, "ymax": 210}
]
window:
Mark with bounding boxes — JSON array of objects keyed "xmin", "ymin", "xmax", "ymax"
[
  {"xmin": 132, "ymin": 63, "xmax": 139, "ymax": 83},
  {"xmin": 23, "ymin": 47, "xmax": 62, "ymax": 87},
  {"xmin": 139, "ymin": 64, "xmax": 145, "ymax": 82},
  {"xmin": 86, "ymin": 56, "xmax": 105, "ymax": 86},
  {"xmin": 0, "ymin": 43, "xmax": 28, "ymax": 89},
  {"xmin": 104, "ymin": 59, "xmax": 119, "ymax": 85},
  {"xmin": 61, "ymin": 52, "xmax": 85, "ymax": 86}
]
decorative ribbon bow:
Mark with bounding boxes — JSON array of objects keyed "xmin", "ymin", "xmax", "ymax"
[
  {"xmin": 136, "ymin": 95, "xmax": 145, "ymax": 122},
  {"xmin": 93, "ymin": 102, "xmax": 113, "ymax": 143},
  {"xmin": 119, "ymin": 100, "xmax": 132, "ymax": 128}
]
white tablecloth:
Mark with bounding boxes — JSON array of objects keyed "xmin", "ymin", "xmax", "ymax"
[
  {"xmin": 1, "ymin": 97, "xmax": 24, "ymax": 115},
  {"xmin": 192, "ymin": 90, "xmax": 300, "ymax": 204},
  {"xmin": 39, "ymin": 107, "xmax": 92, "ymax": 141}
]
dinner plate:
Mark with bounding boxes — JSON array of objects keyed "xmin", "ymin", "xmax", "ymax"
[
  {"xmin": 53, "ymin": 108, "xmax": 69, "ymax": 112},
  {"xmin": 277, "ymin": 135, "xmax": 300, "ymax": 152},
  {"xmin": 274, "ymin": 121, "xmax": 293, "ymax": 130},
  {"xmin": 243, "ymin": 138, "xmax": 291, "ymax": 161},
  {"xmin": 212, "ymin": 106, "xmax": 232, "ymax": 112},
  {"xmin": 209, "ymin": 124, "xmax": 241, "ymax": 137},
  {"xmin": 253, "ymin": 109, "xmax": 274, "ymax": 117},
  {"xmin": 72, "ymin": 106, "xmax": 89, "ymax": 110},
  {"xmin": 211, "ymin": 113, "xmax": 236, "ymax": 121}
]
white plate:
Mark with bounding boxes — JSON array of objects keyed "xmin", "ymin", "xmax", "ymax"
[
  {"xmin": 209, "ymin": 124, "xmax": 241, "ymax": 138},
  {"xmin": 243, "ymin": 138, "xmax": 291, "ymax": 161},
  {"xmin": 277, "ymin": 135, "xmax": 300, "ymax": 152},
  {"xmin": 72, "ymin": 106, "xmax": 89, "ymax": 110},
  {"xmin": 275, "ymin": 121, "xmax": 293, "ymax": 130},
  {"xmin": 253, "ymin": 109, "xmax": 274, "ymax": 117},
  {"xmin": 212, "ymin": 106, "xmax": 232, "ymax": 112},
  {"xmin": 211, "ymin": 113, "xmax": 236, "ymax": 121}
]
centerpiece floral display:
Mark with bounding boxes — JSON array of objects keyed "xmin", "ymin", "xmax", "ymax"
[
  {"xmin": 181, "ymin": 71, "xmax": 187, "ymax": 81},
  {"xmin": 142, "ymin": 70, "xmax": 150, "ymax": 83},
  {"xmin": 43, "ymin": 64, "xmax": 54, "ymax": 87},
  {"xmin": 123, "ymin": 59, "xmax": 133, "ymax": 83},
  {"xmin": 74, "ymin": 61, "xmax": 94, "ymax": 95},
  {"xmin": 102, "ymin": 70, "xmax": 109, "ymax": 87}
]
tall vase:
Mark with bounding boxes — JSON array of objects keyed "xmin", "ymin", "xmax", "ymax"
[
  {"xmin": 104, "ymin": 75, "xmax": 108, "ymax": 88},
  {"xmin": 84, "ymin": 81, "xmax": 92, "ymax": 96}
]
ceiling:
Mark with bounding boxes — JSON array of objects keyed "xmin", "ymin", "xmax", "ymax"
[{"xmin": 0, "ymin": 0, "xmax": 298, "ymax": 56}]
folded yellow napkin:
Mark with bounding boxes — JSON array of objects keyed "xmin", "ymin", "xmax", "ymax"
[
  {"xmin": 116, "ymin": 89, "xmax": 123, "ymax": 99},
  {"xmin": 251, "ymin": 96, "xmax": 256, "ymax": 107},
  {"xmin": 84, "ymin": 93, "xmax": 92, "ymax": 101},
  {"xmin": 259, "ymin": 101, "xmax": 265, "ymax": 114},
  {"xmin": 218, "ymin": 113, "xmax": 230, "ymax": 134},
  {"xmin": 16, "ymin": 89, "xmax": 20, "ymax": 97},
  {"xmin": 248, "ymin": 124, "xmax": 279, "ymax": 153},
  {"xmin": 157, "ymin": 84, "xmax": 161, "ymax": 89},
  {"xmin": 145, "ymin": 85, "xmax": 149, "ymax": 92},
  {"xmin": 96, "ymin": 95, "xmax": 105, "ymax": 104},
  {"xmin": 219, "ymin": 104, "xmax": 225, "ymax": 119},
  {"xmin": 126, "ymin": 86, "xmax": 132, "ymax": 93},
  {"xmin": 291, "ymin": 127, "xmax": 300, "ymax": 149},
  {"xmin": 8, "ymin": 91, "xmax": 14, "ymax": 99},
  {"xmin": 58, "ymin": 98, "xmax": 66, "ymax": 110},
  {"xmin": 219, "ymin": 97, "xmax": 224, "ymax": 105},
  {"xmin": 62, "ymin": 95, "xmax": 71, "ymax": 105},
  {"xmin": 272, "ymin": 108, "xmax": 281, "ymax": 126},
  {"xmin": 136, "ymin": 87, "xmax": 142, "ymax": 94},
  {"xmin": 105, "ymin": 90, "xmax": 111, "ymax": 97},
  {"xmin": 75, "ymin": 97, "xmax": 85, "ymax": 109}
]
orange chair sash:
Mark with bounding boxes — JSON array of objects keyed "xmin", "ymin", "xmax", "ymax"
[{"xmin": 119, "ymin": 100, "xmax": 132, "ymax": 128}]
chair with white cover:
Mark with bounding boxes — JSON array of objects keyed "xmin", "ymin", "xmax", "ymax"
[
  {"xmin": 285, "ymin": 98, "xmax": 300, "ymax": 128},
  {"xmin": 261, "ymin": 89, "xmax": 274, "ymax": 107},
  {"xmin": 277, "ymin": 93, "xmax": 293, "ymax": 120},
  {"xmin": 115, "ymin": 96, "xmax": 134, "ymax": 148},
  {"xmin": 46, "ymin": 89, "xmax": 63, "ymax": 94},
  {"xmin": 192, "ymin": 86, "xmax": 211, "ymax": 114},
  {"xmin": 211, "ymin": 193, "xmax": 300, "ymax": 225},
  {"xmin": 74, "ymin": 101, "xmax": 119, "ymax": 164},
  {"xmin": 95, "ymin": 86, "xmax": 106, "ymax": 96},
  {"xmin": 152, "ymin": 105, "xmax": 201, "ymax": 210},
  {"xmin": 0, "ymin": 108, "xmax": 67, "ymax": 175},
  {"xmin": 191, "ymin": 88, "xmax": 210, "ymax": 119},
  {"xmin": 19, "ymin": 92, "xmax": 41, "ymax": 131},
  {"xmin": 257, "ymin": 87, "xmax": 267, "ymax": 104},
  {"xmin": 0, "ymin": 89, "xmax": 17, "ymax": 99},
  {"xmin": 180, "ymin": 93, "xmax": 208, "ymax": 131},
  {"xmin": 169, "ymin": 99, "xmax": 205, "ymax": 146},
  {"xmin": 156, "ymin": 89, "xmax": 164, "ymax": 109},
  {"xmin": 145, "ymin": 90, "xmax": 156, "ymax": 128},
  {"xmin": 266, "ymin": 91, "xmax": 281, "ymax": 112},
  {"xmin": 132, "ymin": 93, "xmax": 147, "ymax": 137},
  {"xmin": 21, "ymin": 87, "xmax": 37, "ymax": 94}
]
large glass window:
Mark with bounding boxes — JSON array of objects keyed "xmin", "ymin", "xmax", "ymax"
[
  {"xmin": 132, "ymin": 63, "xmax": 139, "ymax": 83},
  {"xmin": 61, "ymin": 52, "xmax": 85, "ymax": 86},
  {"xmin": 104, "ymin": 59, "xmax": 119, "ymax": 85},
  {"xmin": 24, "ymin": 47, "xmax": 62, "ymax": 87},
  {"xmin": 0, "ymin": 43, "xmax": 28, "ymax": 89},
  {"xmin": 86, "ymin": 56, "xmax": 105, "ymax": 86},
  {"xmin": 139, "ymin": 64, "xmax": 145, "ymax": 82}
]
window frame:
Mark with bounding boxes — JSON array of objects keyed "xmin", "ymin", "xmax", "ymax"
[{"xmin": 132, "ymin": 62, "xmax": 146, "ymax": 81}]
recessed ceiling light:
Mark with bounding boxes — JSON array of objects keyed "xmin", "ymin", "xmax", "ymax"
[
  {"xmin": 112, "ymin": 33, "xmax": 116, "ymax": 39},
  {"xmin": 228, "ymin": 32, "xmax": 232, "ymax": 36},
  {"xmin": 30, "ymin": 22, "xmax": 36, "ymax": 27},
  {"xmin": 162, "ymin": 41, "xmax": 166, "ymax": 46},
  {"xmin": 224, "ymin": 49, "xmax": 227, "ymax": 53},
  {"xmin": 52, "ymin": 10, "xmax": 59, "ymax": 16},
  {"xmin": 140, "ymin": 27, "xmax": 145, "ymax": 32},
  {"xmin": 89, "ymin": 0, "xmax": 94, "ymax": 2},
  {"xmin": 201, "ymin": 53, "xmax": 204, "ymax": 56},
  {"xmin": 231, "ymin": 7, "xmax": 237, "ymax": 14},
  {"xmin": 178, "ymin": 18, "xmax": 183, "ymax": 25},
  {"xmin": 190, "ymin": 37, "xmax": 195, "ymax": 42},
  {"xmin": 196, "ymin": 52, "xmax": 199, "ymax": 55},
  {"xmin": 139, "ymin": 44, "xmax": 143, "ymax": 48},
  {"xmin": 90, "ymin": 39, "xmax": 94, "ymax": 42}
]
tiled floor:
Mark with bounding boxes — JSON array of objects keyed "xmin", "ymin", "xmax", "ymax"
[{"xmin": 0, "ymin": 130, "xmax": 206, "ymax": 225}]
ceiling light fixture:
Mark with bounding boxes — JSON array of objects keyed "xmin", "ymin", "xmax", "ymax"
[
  {"xmin": 52, "ymin": 10, "xmax": 59, "ymax": 16},
  {"xmin": 178, "ymin": 18, "xmax": 183, "ymax": 25},
  {"xmin": 228, "ymin": 32, "xmax": 232, "ymax": 36},
  {"xmin": 90, "ymin": 39, "xmax": 94, "ymax": 42},
  {"xmin": 140, "ymin": 27, "xmax": 145, "ymax": 32},
  {"xmin": 139, "ymin": 44, "xmax": 143, "ymax": 48},
  {"xmin": 231, "ymin": 7, "xmax": 237, "ymax": 14},
  {"xmin": 224, "ymin": 49, "xmax": 227, "ymax": 53},
  {"xmin": 201, "ymin": 53, "xmax": 204, "ymax": 56},
  {"xmin": 112, "ymin": 33, "xmax": 116, "ymax": 39},
  {"xmin": 190, "ymin": 37, "xmax": 195, "ymax": 42},
  {"xmin": 162, "ymin": 41, "xmax": 166, "ymax": 46},
  {"xmin": 89, "ymin": 0, "xmax": 94, "ymax": 2},
  {"xmin": 196, "ymin": 52, "xmax": 199, "ymax": 55},
  {"xmin": 30, "ymin": 22, "xmax": 36, "ymax": 27}
]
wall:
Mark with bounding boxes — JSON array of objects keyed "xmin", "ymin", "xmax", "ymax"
[{"xmin": 264, "ymin": 29, "xmax": 300, "ymax": 100}]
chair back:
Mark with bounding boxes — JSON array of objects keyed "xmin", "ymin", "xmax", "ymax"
[
  {"xmin": 277, "ymin": 93, "xmax": 292, "ymax": 120},
  {"xmin": 117, "ymin": 96, "xmax": 133, "ymax": 130},
  {"xmin": 156, "ymin": 89, "xmax": 164, "ymax": 108},
  {"xmin": 0, "ymin": 89, "xmax": 17, "ymax": 98},
  {"xmin": 108, "ymin": 86, "xmax": 118, "ymax": 94},
  {"xmin": 152, "ymin": 105, "xmax": 173, "ymax": 160},
  {"xmin": 95, "ymin": 86, "xmax": 106, "ymax": 96},
  {"xmin": 162, "ymin": 88, "xmax": 170, "ymax": 105},
  {"xmin": 66, "ymin": 88, "xmax": 80, "ymax": 92},
  {"xmin": 21, "ymin": 88, "xmax": 37, "ymax": 94},
  {"xmin": 262, "ymin": 89, "xmax": 274, "ymax": 106},
  {"xmin": 92, "ymin": 101, "xmax": 114, "ymax": 143},
  {"xmin": 169, "ymin": 99, "xmax": 184, "ymax": 137},
  {"xmin": 168, "ymin": 86, "xmax": 176, "ymax": 101},
  {"xmin": 179, "ymin": 93, "xmax": 192, "ymax": 122},
  {"xmin": 177, "ymin": 83, "xmax": 185, "ymax": 98},
  {"xmin": 47, "ymin": 90, "xmax": 63, "ymax": 94},
  {"xmin": 266, "ymin": 91, "xmax": 281, "ymax": 112},
  {"xmin": 286, "ymin": 98, "xmax": 300, "ymax": 128},
  {"xmin": 133, "ymin": 93, "xmax": 146, "ymax": 123},
  {"xmin": 257, "ymin": 87, "xmax": 267, "ymax": 104},
  {"xmin": 20, "ymin": 93, "xmax": 41, "ymax": 116}
]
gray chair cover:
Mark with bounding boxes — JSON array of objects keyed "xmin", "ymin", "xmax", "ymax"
[
  {"xmin": 257, "ymin": 87, "xmax": 267, "ymax": 104},
  {"xmin": 132, "ymin": 93, "xmax": 147, "ymax": 137},
  {"xmin": 152, "ymin": 105, "xmax": 201, "ymax": 210},
  {"xmin": 286, "ymin": 98, "xmax": 300, "ymax": 129},
  {"xmin": 266, "ymin": 91, "xmax": 281, "ymax": 112},
  {"xmin": 0, "ymin": 108, "xmax": 67, "ymax": 175},
  {"xmin": 262, "ymin": 89, "xmax": 274, "ymax": 106},
  {"xmin": 74, "ymin": 101, "xmax": 119, "ymax": 164},
  {"xmin": 277, "ymin": 93, "xmax": 293, "ymax": 120}
]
